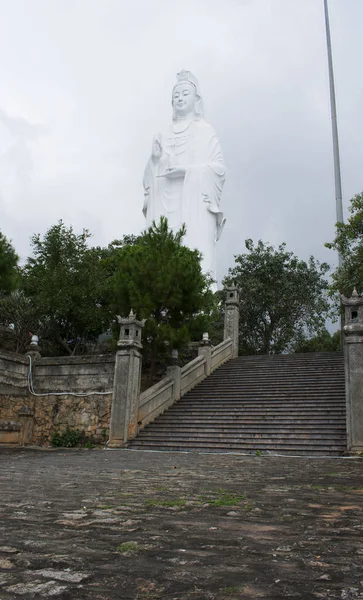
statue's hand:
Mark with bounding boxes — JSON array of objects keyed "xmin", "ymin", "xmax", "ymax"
[
  {"xmin": 157, "ymin": 167, "xmax": 186, "ymax": 179},
  {"xmin": 151, "ymin": 134, "xmax": 162, "ymax": 160}
]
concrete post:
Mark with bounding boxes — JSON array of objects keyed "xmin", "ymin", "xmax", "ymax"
[
  {"xmin": 166, "ymin": 365, "xmax": 182, "ymax": 402},
  {"xmin": 166, "ymin": 350, "xmax": 181, "ymax": 402},
  {"xmin": 341, "ymin": 289, "xmax": 363, "ymax": 454},
  {"xmin": 224, "ymin": 286, "xmax": 240, "ymax": 358},
  {"xmin": 108, "ymin": 310, "xmax": 145, "ymax": 448},
  {"xmin": 198, "ymin": 334, "xmax": 212, "ymax": 376}
]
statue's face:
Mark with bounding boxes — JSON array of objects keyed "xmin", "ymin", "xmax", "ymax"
[{"xmin": 172, "ymin": 83, "xmax": 197, "ymax": 116}]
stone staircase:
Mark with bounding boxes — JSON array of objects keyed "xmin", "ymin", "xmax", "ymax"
[{"xmin": 129, "ymin": 352, "xmax": 347, "ymax": 455}]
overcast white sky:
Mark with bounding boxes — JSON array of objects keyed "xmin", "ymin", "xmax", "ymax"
[{"xmin": 0, "ymin": 0, "xmax": 362, "ymax": 286}]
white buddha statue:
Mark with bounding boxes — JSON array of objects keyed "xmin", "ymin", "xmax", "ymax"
[{"xmin": 142, "ymin": 70, "xmax": 226, "ymax": 287}]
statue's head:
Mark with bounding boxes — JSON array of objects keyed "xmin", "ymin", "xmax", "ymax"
[{"xmin": 172, "ymin": 70, "xmax": 204, "ymax": 121}]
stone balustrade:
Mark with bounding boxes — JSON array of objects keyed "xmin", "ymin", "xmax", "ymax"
[
  {"xmin": 211, "ymin": 338, "xmax": 233, "ymax": 371},
  {"xmin": 138, "ymin": 376, "xmax": 175, "ymax": 429}
]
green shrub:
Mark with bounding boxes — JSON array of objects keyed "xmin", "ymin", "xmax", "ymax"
[{"xmin": 51, "ymin": 427, "xmax": 85, "ymax": 448}]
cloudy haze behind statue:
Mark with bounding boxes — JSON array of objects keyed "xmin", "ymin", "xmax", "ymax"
[{"xmin": 0, "ymin": 0, "xmax": 362, "ymax": 288}]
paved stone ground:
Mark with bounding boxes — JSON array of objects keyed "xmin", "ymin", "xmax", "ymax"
[{"xmin": 1, "ymin": 448, "xmax": 363, "ymax": 600}]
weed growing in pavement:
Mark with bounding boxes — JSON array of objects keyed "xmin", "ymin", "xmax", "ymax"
[
  {"xmin": 221, "ymin": 585, "xmax": 240, "ymax": 594},
  {"xmin": 135, "ymin": 592, "xmax": 161, "ymax": 600},
  {"xmin": 117, "ymin": 542, "xmax": 144, "ymax": 555},
  {"xmin": 145, "ymin": 498, "xmax": 186, "ymax": 508}
]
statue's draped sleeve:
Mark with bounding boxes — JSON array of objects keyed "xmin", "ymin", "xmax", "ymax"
[
  {"xmin": 143, "ymin": 157, "xmax": 155, "ymax": 219},
  {"xmin": 182, "ymin": 121, "xmax": 226, "ymax": 245}
]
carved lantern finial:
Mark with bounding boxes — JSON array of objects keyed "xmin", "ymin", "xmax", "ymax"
[
  {"xmin": 341, "ymin": 289, "xmax": 363, "ymax": 339},
  {"xmin": 116, "ymin": 310, "xmax": 146, "ymax": 349}
]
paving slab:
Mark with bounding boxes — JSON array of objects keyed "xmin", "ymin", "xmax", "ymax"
[{"xmin": 0, "ymin": 447, "xmax": 363, "ymax": 599}]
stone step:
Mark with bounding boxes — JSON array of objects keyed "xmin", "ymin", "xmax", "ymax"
[
  {"xmin": 156, "ymin": 418, "xmax": 346, "ymax": 426},
  {"xmin": 185, "ymin": 386, "xmax": 345, "ymax": 392},
  {"xmin": 130, "ymin": 351, "xmax": 347, "ymax": 456},
  {"xmin": 176, "ymin": 398, "xmax": 345, "ymax": 404},
  {"xmin": 218, "ymin": 370, "xmax": 344, "ymax": 377},
  {"xmin": 130, "ymin": 440, "xmax": 346, "ymax": 453},
  {"xmin": 199, "ymin": 371, "xmax": 345, "ymax": 376},
  {"xmin": 129, "ymin": 444, "xmax": 345, "ymax": 456},
  {"xmin": 163, "ymin": 402, "xmax": 345, "ymax": 417},
  {"xmin": 205, "ymin": 384, "xmax": 344, "ymax": 390},
  {"xmin": 131, "ymin": 438, "xmax": 347, "ymax": 449},
  {"xmin": 170, "ymin": 406, "xmax": 345, "ymax": 412},
  {"xmin": 137, "ymin": 432, "xmax": 346, "ymax": 441},
  {"xmin": 193, "ymin": 382, "xmax": 345, "ymax": 389},
  {"xmin": 143, "ymin": 425, "xmax": 346, "ymax": 433},
  {"xmin": 185, "ymin": 392, "xmax": 345, "ymax": 398},
  {"xmin": 183, "ymin": 387, "xmax": 345, "ymax": 392},
  {"xmin": 219, "ymin": 363, "xmax": 343, "ymax": 368},
  {"xmin": 229, "ymin": 356, "xmax": 343, "ymax": 362},
  {"xmin": 221, "ymin": 365, "xmax": 344, "ymax": 371},
  {"xmin": 221, "ymin": 370, "xmax": 344, "ymax": 376},
  {"xmin": 157, "ymin": 409, "xmax": 345, "ymax": 415}
]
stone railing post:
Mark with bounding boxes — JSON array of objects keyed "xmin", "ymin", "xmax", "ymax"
[
  {"xmin": 224, "ymin": 286, "xmax": 240, "ymax": 358},
  {"xmin": 109, "ymin": 310, "xmax": 145, "ymax": 448},
  {"xmin": 166, "ymin": 351, "xmax": 182, "ymax": 402},
  {"xmin": 341, "ymin": 289, "xmax": 363, "ymax": 454},
  {"xmin": 198, "ymin": 333, "xmax": 212, "ymax": 376}
]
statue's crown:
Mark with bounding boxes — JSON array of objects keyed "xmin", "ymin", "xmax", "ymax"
[{"xmin": 175, "ymin": 70, "xmax": 199, "ymax": 92}]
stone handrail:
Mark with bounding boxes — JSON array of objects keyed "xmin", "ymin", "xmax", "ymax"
[
  {"xmin": 181, "ymin": 355, "xmax": 206, "ymax": 396},
  {"xmin": 211, "ymin": 338, "xmax": 233, "ymax": 371},
  {"xmin": 138, "ymin": 376, "xmax": 175, "ymax": 429}
]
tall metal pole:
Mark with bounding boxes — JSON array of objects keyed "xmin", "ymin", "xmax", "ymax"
[{"xmin": 324, "ymin": 0, "xmax": 344, "ymax": 267}]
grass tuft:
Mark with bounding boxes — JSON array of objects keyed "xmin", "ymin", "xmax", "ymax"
[
  {"xmin": 117, "ymin": 541, "xmax": 144, "ymax": 555},
  {"xmin": 145, "ymin": 498, "xmax": 186, "ymax": 508}
]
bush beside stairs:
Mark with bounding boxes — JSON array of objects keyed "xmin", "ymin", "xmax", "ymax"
[{"xmin": 129, "ymin": 352, "xmax": 347, "ymax": 456}]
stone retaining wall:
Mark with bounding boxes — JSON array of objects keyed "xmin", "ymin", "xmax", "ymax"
[
  {"xmin": 32, "ymin": 355, "xmax": 115, "ymax": 393},
  {"xmin": 0, "ymin": 351, "xmax": 114, "ymax": 445},
  {"xmin": 0, "ymin": 351, "xmax": 28, "ymax": 396},
  {"xmin": 0, "ymin": 393, "xmax": 112, "ymax": 446}
]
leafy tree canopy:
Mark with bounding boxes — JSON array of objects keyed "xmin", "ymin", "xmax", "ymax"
[
  {"xmin": 0, "ymin": 230, "xmax": 19, "ymax": 295},
  {"xmin": 22, "ymin": 221, "xmax": 109, "ymax": 355},
  {"xmin": 293, "ymin": 329, "xmax": 341, "ymax": 354},
  {"xmin": 223, "ymin": 239, "xmax": 332, "ymax": 355},
  {"xmin": 111, "ymin": 217, "xmax": 214, "ymax": 377},
  {"xmin": 326, "ymin": 191, "xmax": 363, "ymax": 296},
  {"xmin": 0, "ymin": 291, "xmax": 47, "ymax": 354}
]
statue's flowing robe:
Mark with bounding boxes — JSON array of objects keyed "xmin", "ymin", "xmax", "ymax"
[{"xmin": 143, "ymin": 119, "xmax": 226, "ymax": 284}]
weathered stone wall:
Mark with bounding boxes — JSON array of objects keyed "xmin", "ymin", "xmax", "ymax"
[
  {"xmin": 0, "ymin": 351, "xmax": 28, "ymax": 395},
  {"xmin": 0, "ymin": 393, "xmax": 112, "ymax": 445},
  {"xmin": 0, "ymin": 351, "xmax": 115, "ymax": 445}
]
